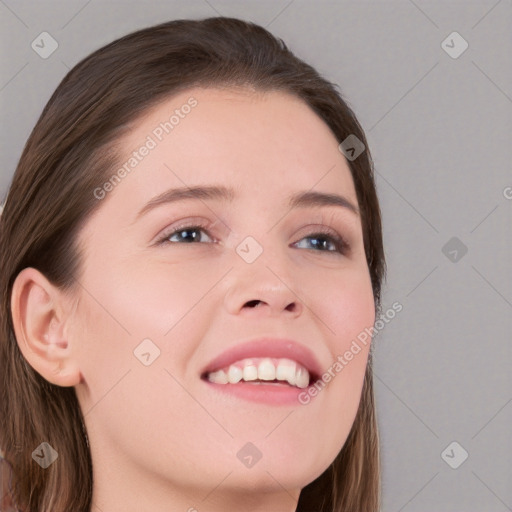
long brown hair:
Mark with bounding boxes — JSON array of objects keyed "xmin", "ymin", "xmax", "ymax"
[{"xmin": 0, "ymin": 16, "xmax": 385, "ymax": 511}]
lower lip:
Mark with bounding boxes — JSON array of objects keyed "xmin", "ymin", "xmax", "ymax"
[{"xmin": 202, "ymin": 379, "xmax": 310, "ymax": 405}]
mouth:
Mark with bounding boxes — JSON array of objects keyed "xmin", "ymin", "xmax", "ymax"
[{"xmin": 199, "ymin": 337, "xmax": 323, "ymax": 405}]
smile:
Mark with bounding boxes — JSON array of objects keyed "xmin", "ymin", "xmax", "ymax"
[{"xmin": 204, "ymin": 357, "xmax": 311, "ymax": 388}]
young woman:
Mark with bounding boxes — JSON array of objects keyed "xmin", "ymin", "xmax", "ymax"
[{"xmin": 0, "ymin": 16, "xmax": 385, "ymax": 512}]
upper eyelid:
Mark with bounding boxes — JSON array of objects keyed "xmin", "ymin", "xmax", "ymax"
[
  {"xmin": 150, "ymin": 203, "xmax": 357, "ymax": 236},
  {"xmin": 158, "ymin": 218, "xmax": 346, "ymax": 236},
  {"xmin": 154, "ymin": 207, "xmax": 359, "ymax": 239}
]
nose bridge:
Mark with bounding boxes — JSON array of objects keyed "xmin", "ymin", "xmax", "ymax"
[{"xmin": 222, "ymin": 231, "xmax": 302, "ymax": 316}]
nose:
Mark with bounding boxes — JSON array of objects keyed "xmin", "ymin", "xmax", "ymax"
[{"xmin": 223, "ymin": 253, "xmax": 303, "ymax": 319}]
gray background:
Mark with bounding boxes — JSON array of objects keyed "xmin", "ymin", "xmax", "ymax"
[{"xmin": 1, "ymin": 1, "xmax": 511, "ymax": 511}]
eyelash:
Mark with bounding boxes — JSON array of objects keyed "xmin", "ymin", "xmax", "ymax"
[{"xmin": 156, "ymin": 221, "xmax": 350, "ymax": 255}]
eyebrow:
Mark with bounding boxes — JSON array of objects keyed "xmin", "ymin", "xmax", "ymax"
[{"xmin": 135, "ymin": 185, "xmax": 359, "ymax": 220}]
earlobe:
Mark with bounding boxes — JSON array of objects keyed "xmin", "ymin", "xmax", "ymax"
[{"xmin": 10, "ymin": 267, "xmax": 82, "ymax": 387}]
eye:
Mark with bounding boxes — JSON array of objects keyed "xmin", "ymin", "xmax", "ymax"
[
  {"xmin": 156, "ymin": 222, "xmax": 349, "ymax": 255},
  {"xmin": 293, "ymin": 230, "xmax": 349, "ymax": 255},
  {"xmin": 156, "ymin": 223, "xmax": 214, "ymax": 245}
]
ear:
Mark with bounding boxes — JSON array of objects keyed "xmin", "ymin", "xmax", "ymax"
[{"xmin": 11, "ymin": 267, "xmax": 82, "ymax": 387}]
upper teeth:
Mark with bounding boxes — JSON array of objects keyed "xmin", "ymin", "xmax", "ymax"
[{"xmin": 206, "ymin": 357, "xmax": 310, "ymax": 389}]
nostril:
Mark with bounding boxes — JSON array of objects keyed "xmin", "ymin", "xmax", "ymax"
[
  {"xmin": 245, "ymin": 300, "xmax": 261, "ymax": 308},
  {"xmin": 285, "ymin": 302, "xmax": 298, "ymax": 312}
]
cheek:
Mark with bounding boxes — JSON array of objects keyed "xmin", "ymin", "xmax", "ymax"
[
  {"xmin": 285, "ymin": 264, "xmax": 375, "ymax": 475},
  {"xmin": 301, "ymin": 263, "xmax": 374, "ymax": 411},
  {"xmin": 72, "ymin": 254, "xmax": 223, "ymax": 394},
  {"xmin": 80, "ymin": 252, "xmax": 217, "ymax": 340},
  {"xmin": 306, "ymin": 263, "xmax": 376, "ymax": 351}
]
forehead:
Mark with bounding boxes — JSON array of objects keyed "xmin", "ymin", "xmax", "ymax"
[{"xmin": 98, "ymin": 87, "xmax": 358, "ymax": 217}]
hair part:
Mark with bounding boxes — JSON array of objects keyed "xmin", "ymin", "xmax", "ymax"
[{"xmin": 0, "ymin": 16, "xmax": 385, "ymax": 511}]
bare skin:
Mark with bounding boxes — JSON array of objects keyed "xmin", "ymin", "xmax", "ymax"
[{"xmin": 12, "ymin": 87, "xmax": 375, "ymax": 512}]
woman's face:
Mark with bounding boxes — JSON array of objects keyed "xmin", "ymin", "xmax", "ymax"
[{"xmin": 71, "ymin": 87, "xmax": 375, "ymax": 509}]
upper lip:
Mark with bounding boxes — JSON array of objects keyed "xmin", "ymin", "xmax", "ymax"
[{"xmin": 200, "ymin": 337, "xmax": 323, "ymax": 382}]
